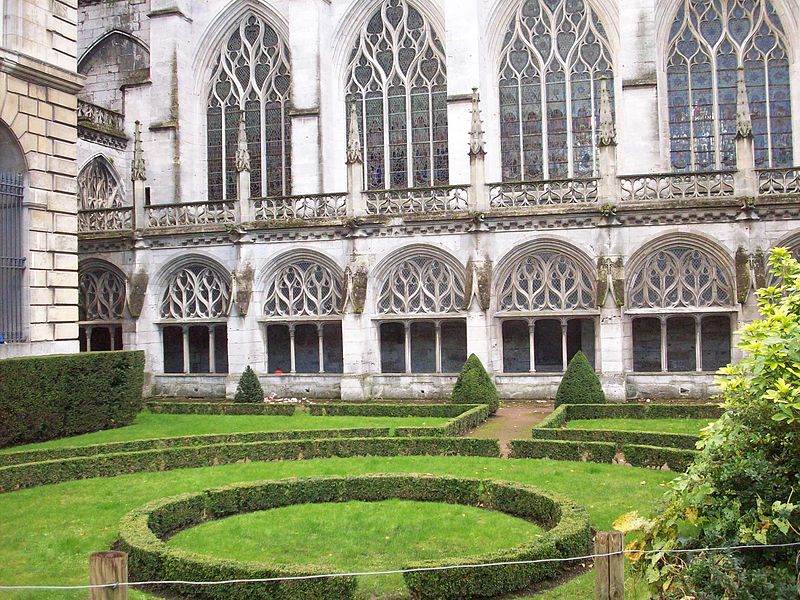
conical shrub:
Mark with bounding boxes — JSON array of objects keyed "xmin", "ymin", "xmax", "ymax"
[
  {"xmin": 234, "ymin": 365, "xmax": 264, "ymax": 403},
  {"xmin": 452, "ymin": 354, "xmax": 499, "ymax": 414},
  {"xmin": 555, "ymin": 351, "xmax": 605, "ymax": 407}
]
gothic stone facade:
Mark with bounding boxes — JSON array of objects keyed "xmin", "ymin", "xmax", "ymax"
[
  {"xmin": 0, "ymin": 0, "xmax": 81, "ymax": 358},
  {"xmin": 73, "ymin": 0, "xmax": 800, "ymax": 400}
]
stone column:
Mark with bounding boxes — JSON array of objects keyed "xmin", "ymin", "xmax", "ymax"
[
  {"xmin": 598, "ymin": 257, "xmax": 627, "ymax": 401},
  {"xmin": 468, "ymin": 88, "xmax": 488, "ymax": 212},
  {"xmin": 346, "ymin": 100, "xmax": 366, "ymax": 217},
  {"xmin": 340, "ymin": 262, "xmax": 370, "ymax": 401},
  {"xmin": 234, "ymin": 113, "xmax": 251, "ymax": 223},
  {"xmin": 131, "ymin": 121, "xmax": 147, "ymax": 229},
  {"xmin": 597, "ymin": 77, "xmax": 619, "ymax": 204},
  {"xmin": 734, "ymin": 67, "xmax": 758, "ymax": 200}
]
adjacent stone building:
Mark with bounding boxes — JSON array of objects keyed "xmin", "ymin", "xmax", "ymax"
[
  {"xmin": 72, "ymin": 0, "xmax": 800, "ymax": 400},
  {"xmin": 0, "ymin": 0, "xmax": 81, "ymax": 358}
]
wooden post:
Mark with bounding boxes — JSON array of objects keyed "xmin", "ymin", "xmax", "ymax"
[
  {"xmin": 594, "ymin": 531, "xmax": 624, "ymax": 600},
  {"xmin": 89, "ymin": 551, "xmax": 128, "ymax": 600}
]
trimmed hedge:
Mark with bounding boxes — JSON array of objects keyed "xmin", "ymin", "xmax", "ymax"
[
  {"xmin": 146, "ymin": 402, "xmax": 295, "ymax": 416},
  {"xmin": 117, "ymin": 474, "xmax": 590, "ymax": 600},
  {"xmin": 306, "ymin": 403, "xmax": 478, "ymax": 418},
  {"xmin": 452, "ymin": 354, "xmax": 499, "ymax": 414},
  {"xmin": 395, "ymin": 404, "xmax": 492, "ymax": 437},
  {"xmin": 0, "ymin": 437, "xmax": 501, "ymax": 493},
  {"xmin": 530, "ymin": 427, "xmax": 700, "ymax": 450},
  {"xmin": 0, "ymin": 351, "xmax": 145, "ymax": 448},
  {"xmin": 509, "ymin": 439, "xmax": 698, "ymax": 471},
  {"xmin": 540, "ymin": 403, "xmax": 722, "ymax": 424},
  {"xmin": 555, "ymin": 351, "xmax": 605, "ymax": 407},
  {"xmin": 0, "ymin": 427, "xmax": 395, "ymax": 468}
]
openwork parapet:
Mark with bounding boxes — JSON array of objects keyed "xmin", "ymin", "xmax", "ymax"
[
  {"xmin": 78, "ymin": 207, "xmax": 133, "ymax": 233},
  {"xmin": 252, "ymin": 194, "xmax": 347, "ymax": 221},
  {"xmin": 757, "ymin": 167, "xmax": 800, "ymax": 195},
  {"xmin": 365, "ymin": 185, "xmax": 469, "ymax": 215},
  {"xmin": 619, "ymin": 171, "xmax": 735, "ymax": 202},
  {"xmin": 489, "ymin": 179, "xmax": 598, "ymax": 208},
  {"xmin": 146, "ymin": 201, "xmax": 236, "ymax": 228}
]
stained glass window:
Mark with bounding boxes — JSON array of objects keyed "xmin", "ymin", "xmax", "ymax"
[
  {"xmin": 207, "ymin": 14, "xmax": 291, "ymax": 200},
  {"xmin": 667, "ymin": 0, "xmax": 792, "ymax": 171},
  {"xmin": 498, "ymin": 0, "xmax": 614, "ymax": 182},
  {"xmin": 346, "ymin": 0, "xmax": 448, "ymax": 190}
]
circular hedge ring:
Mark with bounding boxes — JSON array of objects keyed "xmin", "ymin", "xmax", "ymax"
[{"xmin": 118, "ymin": 474, "xmax": 591, "ymax": 600}]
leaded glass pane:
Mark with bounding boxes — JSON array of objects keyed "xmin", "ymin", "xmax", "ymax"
[
  {"xmin": 499, "ymin": 0, "xmax": 614, "ymax": 181},
  {"xmin": 346, "ymin": 0, "xmax": 448, "ymax": 189},
  {"xmin": 207, "ymin": 14, "xmax": 291, "ymax": 199},
  {"xmin": 667, "ymin": 0, "xmax": 792, "ymax": 170}
]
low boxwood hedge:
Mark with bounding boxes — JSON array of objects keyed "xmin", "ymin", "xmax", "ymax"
[
  {"xmin": 146, "ymin": 402, "xmax": 295, "ymax": 416},
  {"xmin": 508, "ymin": 439, "xmax": 697, "ymax": 471},
  {"xmin": 395, "ymin": 404, "xmax": 491, "ymax": 437},
  {"xmin": 306, "ymin": 403, "xmax": 479, "ymax": 418},
  {"xmin": 0, "ymin": 437, "xmax": 500, "ymax": 493},
  {"xmin": 117, "ymin": 474, "xmax": 590, "ymax": 600},
  {"xmin": 0, "ymin": 351, "xmax": 145, "ymax": 448},
  {"xmin": 530, "ymin": 427, "xmax": 700, "ymax": 450},
  {"xmin": 537, "ymin": 403, "xmax": 722, "ymax": 426},
  {"xmin": 0, "ymin": 427, "xmax": 394, "ymax": 468}
]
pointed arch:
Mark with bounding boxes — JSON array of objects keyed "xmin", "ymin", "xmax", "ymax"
[
  {"xmin": 78, "ymin": 29, "xmax": 150, "ymax": 72},
  {"xmin": 78, "ymin": 259, "xmax": 127, "ymax": 322},
  {"xmin": 261, "ymin": 250, "xmax": 345, "ymax": 318},
  {"xmin": 158, "ymin": 256, "xmax": 232, "ymax": 320},
  {"xmin": 77, "ymin": 156, "xmax": 126, "ymax": 210}
]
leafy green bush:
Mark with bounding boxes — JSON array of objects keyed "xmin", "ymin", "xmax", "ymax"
[
  {"xmin": 621, "ymin": 248, "xmax": 800, "ymax": 598},
  {"xmin": 234, "ymin": 366, "xmax": 264, "ymax": 403},
  {"xmin": 0, "ymin": 351, "xmax": 144, "ymax": 448},
  {"xmin": 452, "ymin": 354, "xmax": 499, "ymax": 414},
  {"xmin": 554, "ymin": 351, "xmax": 604, "ymax": 407}
]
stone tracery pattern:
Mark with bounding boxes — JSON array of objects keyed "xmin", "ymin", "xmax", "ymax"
[
  {"xmin": 77, "ymin": 158, "xmax": 125, "ymax": 210},
  {"xmin": 498, "ymin": 0, "xmax": 614, "ymax": 182},
  {"xmin": 346, "ymin": 0, "xmax": 448, "ymax": 190},
  {"xmin": 628, "ymin": 246, "xmax": 734, "ymax": 308},
  {"xmin": 160, "ymin": 265, "xmax": 231, "ymax": 319},
  {"xmin": 264, "ymin": 261, "xmax": 344, "ymax": 317},
  {"xmin": 498, "ymin": 251, "xmax": 595, "ymax": 311},
  {"xmin": 79, "ymin": 267, "xmax": 126, "ymax": 321},
  {"xmin": 667, "ymin": 0, "xmax": 792, "ymax": 171},
  {"xmin": 207, "ymin": 13, "xmax": 291, "ymax": 201},
  {"xmin": 378, "ymin": 256, "xmax": 465, "ymax": 314}
]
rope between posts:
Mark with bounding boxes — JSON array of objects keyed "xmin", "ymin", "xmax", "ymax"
[{"xmin": 0, "ymin": 541, "xmax": 798, "ymax": 591}]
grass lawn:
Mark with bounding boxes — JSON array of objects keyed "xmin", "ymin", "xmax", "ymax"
[
  {"xmin": 0, "ymin": 456, "xmax": 674, "ymax": 599},
  {"xmin": 0, "ymin": 412, "xmax": 450, "ymax": 454},
  {"xmin": 565, "ymin": 418, "xmax": 711, "ymax": 436},
  {"xmin": 169, "ymin": 499, "xmax": 544, "ymax": 599}
]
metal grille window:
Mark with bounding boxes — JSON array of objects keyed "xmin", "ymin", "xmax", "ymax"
[
  {"xmin": 667, "ymin": 0, "xmax": 792, "ymax": 171},
  {"xmin": 498, "ymin": 251, "xmax": 595, "ymax": 311},
  {"xmin": 77, "ymin": 158, "xmax": 125, "ymax": 209},
  {"xmin": 160, "ymin": 265, "xmax": 231, "ymax": 320},
  {"xmin": 207, "ymin": 13, "xmax": 291, "ymax": 200},
  {"xmin": 377, "ymin": 256, "xmax": 465, "ymax": 315},
  {"xmin": 0, "ymin": 174, "xmax": 25, "ymax": 343},
  {"xmin": 346, "ymin": 0, "xmax": 449, "ymax": 190},
  {"xmin": 498, "ymin": 0, "xmax": 614, "ymax": 181}
]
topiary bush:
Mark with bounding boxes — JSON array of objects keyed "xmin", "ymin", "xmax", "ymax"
[
  {"xmin": 234, "ymin": 366, "xmax": 264, "ymax": 403},
  {"xmin": 554, "ymin": 351, "xmax": 605, "ymax": 407},
  {"xmin": 452, "ymin": 353, "xmax": 499, "ymax": 414}
]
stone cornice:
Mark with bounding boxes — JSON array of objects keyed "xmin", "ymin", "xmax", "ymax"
[{"xmin": 0, "ymin": 48, "xmax": 83, "ymax": 94}]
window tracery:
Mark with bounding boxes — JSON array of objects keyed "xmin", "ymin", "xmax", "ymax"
[
  {"xmin": 345, "ymin": 0, "xmax": 449, "ymax": 190},
  {"xmin": 79, "ymin": 267, "xmax": 126, "ymax": 321},
  {"xmin": 498, "ymin": 251, "xmax": 595, "ymax": 311},
  {"xmin": 264, "ymin": 261, "xmax": 343, "ymax": 318},
  {"xmin": 160, "ymin": 265, "xmax": 231, "ymax": 320},
  {"xmin": 77, "ymin": 158, "xmax": 125, "ymax": 209},
  {"xmin": 378, "ymin": 256, "xmax": 465, "ymax": 314},
  {"xmin": 498, "ymin": 0, "xmax": 614, "ymax": 182},
  {"xmin": 666, "ymin": 0, "xmax": 792, "ymax": 171},
  {"xmin": 628, "ymin": 246, "xmax": 734, "ymax": 308},
  {"xmin": 207, "ymin": 13, "xmax": 291, "ymax": 201}
]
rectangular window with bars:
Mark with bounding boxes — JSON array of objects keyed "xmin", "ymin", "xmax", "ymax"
[{"xmin": 0, "ymin": 173, "xmax": 25, "ymax": 343}]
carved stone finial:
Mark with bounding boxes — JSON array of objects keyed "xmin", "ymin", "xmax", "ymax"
[
  {"xmin": 598, "ymin": 76, "xmax": 616, "ymax": 147},
  {"xmin": 468, "ymin": 87, "xmax": 486, "ymax": 157},
  {"xmin": 736, "ymin": 66, "xmax": 753, "ymax": 139},
  {"xmin": 346, "ymin": 99, "xmax": 363, "ymax": 164},
  {"xmin": 131, "ymin": 121, "xmax": 146, "ymax": 181},
  {"xmin": 235, "ymin": 112, "xmax": 251, "ymax": 173}
]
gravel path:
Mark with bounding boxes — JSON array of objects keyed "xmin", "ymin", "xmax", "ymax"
[{"xmin": 467, "ymin": 401, "xmax": 553, "ymax": 457}]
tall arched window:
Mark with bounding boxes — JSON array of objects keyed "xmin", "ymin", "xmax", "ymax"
[
  {"xmin": 207, "ymin": 13, "xmax": 291, "ymax": 201},
  {"xmin": 79, "ymin": 263, "xmax": 126, "ymax": 351},
  {"xmin": 496, "ymin": 246, "xmax": 597, "ymax": 373},
  {"xmin": 666, "ymin": 0, "xmax": 792, "ymax": 171},
  {"xmin": 160, "ymin": 263, "xmax": 231, "ymax": 374},
  {"xmin": 346, "ymin": 0, "xmax": 448, "ymax": 190},
  {"xmin": 498, "ymin": 0, "xmax": 614, "ymax": 181},
  {"xmin": 263, "ymin": 258, "xmax": 344, "ymax": 374},
  {"xmin": 0, "ymin": 122, "xmax": 26, "ymax": 343},
  {"xmin": 78, "ymin": 157, "xmax": 125, "ymax": 209},
  {"xmin": 628, "ymin": 243, "xmax": 735, "ymax": 373}
]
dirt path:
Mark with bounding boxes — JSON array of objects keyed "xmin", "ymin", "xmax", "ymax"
[{"xmin": 467, "ymin": 401, "xmax": 553, "ymax": 457}]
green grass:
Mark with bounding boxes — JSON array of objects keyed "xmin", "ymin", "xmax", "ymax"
[
  {"xmin": 0, "ymin": 412, "xmax": 450, "ymax": 453},
  {"xmin": 0, "ymin": 456, "xmax": 674, "ymax": 599},
  {"xmin": 169, "ymin": 499, "xmax": 544, "ymax": 599},
  {"xmin": 565, "ymin": 418, "xmax": 711, "ymax": 435}
]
